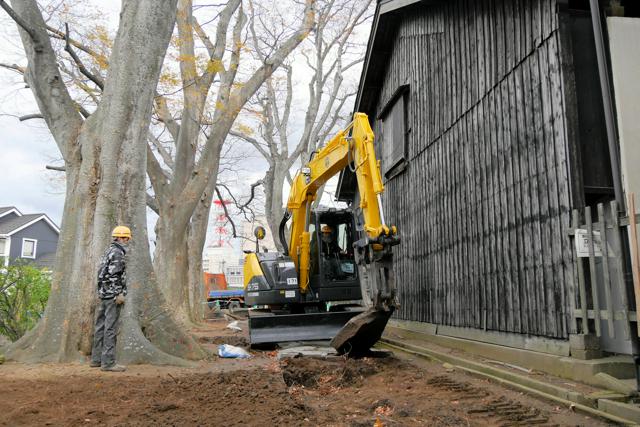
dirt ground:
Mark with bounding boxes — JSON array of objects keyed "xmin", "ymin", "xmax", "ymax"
[{"xmin": 0, "ymin": 317, "xmax": 616, "ymax": 426}]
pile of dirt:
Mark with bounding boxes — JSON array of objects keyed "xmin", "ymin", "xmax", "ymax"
[{"xmin": 280, "ymin": 356, "xmax": 383, "ymax": 388}]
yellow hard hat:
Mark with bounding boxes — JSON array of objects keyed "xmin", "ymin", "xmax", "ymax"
[
  {"xmin": 112, "ymin": 225, "xmax": 132, "ymax": 239},
  {"xmin": 321, "ymin": 225, "xmax": 333, "ymax": 234}
]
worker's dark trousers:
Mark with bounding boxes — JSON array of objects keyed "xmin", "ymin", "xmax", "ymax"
[{"xmin": 90, "ymin": 298, "xmax": 121, "ymax": 367}]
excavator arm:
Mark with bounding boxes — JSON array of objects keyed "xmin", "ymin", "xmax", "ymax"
[
  {"xmin": 284, "ymin": 113, "xmax": 396, "ymax": 291},
  {"xmin": 281, "ymin": 112, "xmax": 400, "ymax": 354}
]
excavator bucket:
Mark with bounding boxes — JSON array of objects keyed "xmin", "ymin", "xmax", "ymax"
[
  {"xmin": 248, "ymin": 309, "xmax": 364, "ymax": 345},
  {"xmin": 330, "ymin": 307, "xmax": 394, "ymax": 355}
]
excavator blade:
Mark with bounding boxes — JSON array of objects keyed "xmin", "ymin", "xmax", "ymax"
[
  {"xmin": 330, "ymin": 307, "xmax": 394, "ymax": 355},
  {"xmin": 248, "ymin": 309, "xmax": 364, "ymax": 345}
]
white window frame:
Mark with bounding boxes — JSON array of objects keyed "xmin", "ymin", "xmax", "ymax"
[
  {"xmin": 21, "ymin": 238, "xmax": 37, "ymax": 259},
  {"xmin": 0, "ymin": 237, "xmax": 9, "ymax": 267},
  {"xmin": 0, "ymin": 238, "xmax": 7, "ymax": 257}
]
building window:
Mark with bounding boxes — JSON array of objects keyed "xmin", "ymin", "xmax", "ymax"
[
  {"xmin": 0, "ymin": 238, "xmax": 6, "ymax": 256},
  {"xmin": 22, "ymin": 238, "xmax": 37, "ymax": 259},
  {"xmin": 378, "ymin": 85, "xmax": 409, "ymax": 178}
]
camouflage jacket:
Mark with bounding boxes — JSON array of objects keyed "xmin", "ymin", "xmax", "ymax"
[{"xmin": 97, "ymin": 241, "xmax": 127, "ymax": 300}]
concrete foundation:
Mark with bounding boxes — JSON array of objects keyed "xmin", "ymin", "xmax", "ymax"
[{"xmin": 384, "ymin": 322, "xmax": 636, "ymax": 388}]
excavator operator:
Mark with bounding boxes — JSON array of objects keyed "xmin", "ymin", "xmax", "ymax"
[
  {"xmin": 321, "ymin": 225, "xmax": 342, "ymax": 256},
  {"xmin": 321, "ymin": 225, "xmax": 347, "ymax": 280}
]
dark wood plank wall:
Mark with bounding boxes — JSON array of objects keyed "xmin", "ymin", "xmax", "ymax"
[{"xmin": 374, "ymin": 0, "xmax": 574, "ymax": 338}]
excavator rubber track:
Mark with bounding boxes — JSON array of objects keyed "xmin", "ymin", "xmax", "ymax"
[{"xmin": 248, "ymin": 309, "xmax": 365, "ymax": 345}]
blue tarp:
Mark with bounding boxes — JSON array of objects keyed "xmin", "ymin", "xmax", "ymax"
[{"xmin": 208, "ymin": 289, "xmax": 244, "ymax": 299}]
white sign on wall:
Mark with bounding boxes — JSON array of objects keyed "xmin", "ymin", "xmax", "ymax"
[{"xmin": 575, "ymin": 229, "xmax": 603, "ymax": 258}]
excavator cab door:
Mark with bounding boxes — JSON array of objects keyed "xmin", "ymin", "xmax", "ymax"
[{"xmin": 308, "ymin": 209, "xmax": 362, "ymax": 303}]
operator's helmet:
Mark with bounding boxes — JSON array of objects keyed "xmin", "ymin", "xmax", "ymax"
[
  {"xmin": 112, "ymin": 225, "xmax": 132, "ymax": 239},
  {"xmin": 321, "ymin": 225, "xmax": 333, "ymax": 234}
]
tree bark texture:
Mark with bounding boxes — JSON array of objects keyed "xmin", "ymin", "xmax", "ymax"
[
  {"xmin": 264, "ymin": 164, "xmax": 288, "ymax": 251},
  {"xmin": 6, "ymin": 0, "xmax": 204, "ymax": 364}
]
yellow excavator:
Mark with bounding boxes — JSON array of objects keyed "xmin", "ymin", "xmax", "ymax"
[{"xmin": 243, "ymin": 112, "xmax": 400, "ymax": 354}]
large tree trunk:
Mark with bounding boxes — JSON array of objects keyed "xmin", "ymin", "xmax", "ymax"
[
  {"xmin": 6, "ymin": 0, "xmax": 204, "ymax": 364},
  {"xmin": 186, "ymin": 188, "xmax": 214, "ymax": 322},
  {"xmin": 264, "ymin": 164, "xmax": 288, "ymax": 252},
  {"xmin": 154, "ymin": 143, "xmax": 224, "ymax": 325},
  {"xmin": 153, "ymin": 217, "xmax": 193, "ymax": 325}
]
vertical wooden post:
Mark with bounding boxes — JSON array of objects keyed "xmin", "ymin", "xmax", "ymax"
[
  {"xmin": 568, "ymin": 212, "xmax": 578, "ymax": 334},
  {"xmin": 598, "ymin": 203, "xmax": 615, "ymax": 338},
  {"xmin": 628, "ymin": 193, "xmax": 640, "ymax": 336},
  {"xmin": 611, "ymin": 201, "xmax": 631, "ymax": 339},
  {"xmin": 586, "ymin": 207, "xmax": 601, "ymax": 337},
  {"xmin": 573, "ymin": 209, "xmax": 589, "ymax": 333}
]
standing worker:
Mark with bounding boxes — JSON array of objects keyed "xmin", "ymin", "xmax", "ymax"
[{"xmin": 90, "ymin": 226, "xmax": 130, "ymax": 372}]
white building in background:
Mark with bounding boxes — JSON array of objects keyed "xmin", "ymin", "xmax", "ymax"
[
  {"xmin": 202, "ymin": 246, "xmax": 232, "ymax": 273},
  {"xmin": 202, "ymin": 246, "xmax": 244, "ymax": 288},
  {"xmin": 202, "ymin": 216, "xmax": 279, "ymax": 289},
  {"xmin": 224, "ymin": 264, "xmax": 244, "ymax": 288}
]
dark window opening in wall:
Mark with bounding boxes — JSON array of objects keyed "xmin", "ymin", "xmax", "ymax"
[
  {"xmin": 568, "ymin": 0, "xmax": 640, "ymax": 17},
  {"xmin": 378, "ymin": 85, "xmax": 409, "ymax": 179},
  {"xmin": 567, "ymin": 9, "xmax": 616, "ymax": 208}
]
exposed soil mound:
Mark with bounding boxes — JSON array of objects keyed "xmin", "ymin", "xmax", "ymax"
[{"xmin": 281, "ymin": 356, "xmax": 385, "ymax": 388}]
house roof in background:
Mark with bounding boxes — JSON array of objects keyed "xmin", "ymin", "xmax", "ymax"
[
  {"xmin": 0, "ymin": 206, "xmax": 21, "ymax": 218},
  {"xmin": 0, "ymin": 213, "xmax": 60, "ymax": 236}
]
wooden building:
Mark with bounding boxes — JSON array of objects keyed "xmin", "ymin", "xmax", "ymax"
[{"xmin": 337, "ymin": 0, "xmax": 640, "ymax": 357}]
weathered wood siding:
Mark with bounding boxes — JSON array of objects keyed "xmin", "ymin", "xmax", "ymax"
[{"xmin": 374, "ymin": 0, "xmax": 574, "ymax": 338}]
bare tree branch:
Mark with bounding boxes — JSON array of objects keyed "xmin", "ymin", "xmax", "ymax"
[
  {"xmin": 229, "ymin": 129, "xmax": 270, "ymax": 161},
  {"xmin": 19, "ymin": 113, "xmax": 44, "ymax": 121},
  {"xmin": 0, "ymin": 62, "xmax": 25, "ymax": 74},
  {"xmin": 77, "ymin": 103, "xmax": 91, "ymax": 119},
  {"xmin": 199, "ymin": 0, "xmax": 241, "ymax": 86},
  {"xmin": 146, "ymin": 144, "xmax": 170, "ymax": 206},
  {"xmin": 191, "ymin": 15, "xmax": 215, "ymax": 57},
  {"xmin": 46, "ymin": 25, "xmax": 104, "ymax": 59},
  {"xmin": 147, "ymin": 192, "xmax": 160, "ymax": 215},
  {"xmin": 214, "ymin": 185, "xmax": 237, "ymax": 238},
  {"xmin": 239, "ymin": 180, "xmax": 263, "ymax": 209},
  {"xmin": 154, "ymin": 96, "xmax": 180, "ymax": 142},
  {"xmin": 8, "ymin": 1, "xmax": 84, "ymax": 161},
  {"xmin": 64, "ymin": 23, "xmax": 104, "ymax": 90},
  {"xmin": 0, "ymin": 0, "xmax": 39, "ymax": 47},
  {"xmin": 148, "ymin": 131, "xmax": 175, "ymax": 170},
  {"xmin": 45, "ymin": 164, "xmax": 66, "ymax": 171}
]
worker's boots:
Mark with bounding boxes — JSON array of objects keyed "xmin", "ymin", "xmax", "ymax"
[{"xmin": 101, "ymin": 364, "xmax": 126, "ymax": 372}]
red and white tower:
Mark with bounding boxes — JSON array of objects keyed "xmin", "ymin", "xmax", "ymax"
[{"xmin": 211, "ymin": 198, "xmax": 233, "ymax": 247}]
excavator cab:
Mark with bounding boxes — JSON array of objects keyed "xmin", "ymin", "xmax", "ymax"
[{"xmin": 308, "ymin": 208, "xmax": 361, "ymax": 302}]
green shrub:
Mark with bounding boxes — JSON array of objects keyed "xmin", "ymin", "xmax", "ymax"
[{"xmin": 0, "ymin": 261, "xmax": 51, "ymax": 342}]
